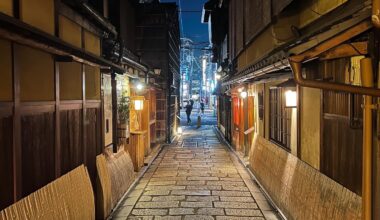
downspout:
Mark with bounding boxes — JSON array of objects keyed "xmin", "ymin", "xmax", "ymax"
[
  {"xmin": 361, "ymin": 58, "xmax": 374, "ymax": 220},
  {"xmin": 372, "ymin": 0, "xmax": 380, "ymax": 29}
]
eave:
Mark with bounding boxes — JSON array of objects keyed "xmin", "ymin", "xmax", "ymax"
[{"xmin": 0, "ymin": 12, "xmax": 126, "ymax": 73}]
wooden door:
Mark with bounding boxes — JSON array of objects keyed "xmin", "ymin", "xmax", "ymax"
[
  {"xmin": 246, "ymin": 96, "xmax": 255, "ymax": 154},
  {"xmin": 238, "ymin": 98, "xmax": 245, "ymax": 152},
  {"xmin": 232, "ymin": 97, "xmax": 240, "ymax": 149}
]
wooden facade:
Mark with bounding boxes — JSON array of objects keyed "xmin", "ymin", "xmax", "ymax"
[
  {"xmin": 207, "ymin": 0, "xmax": 379, "ymax": 218},
  {"xmin": 0, "ymin": 0, "xmax": 178, "ymax": 216},
  {"xmin": 136, "ymin": 3, "xmax": 180, "ymax": 143}
]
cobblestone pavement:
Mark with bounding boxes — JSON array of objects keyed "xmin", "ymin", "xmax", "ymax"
[{"xmin": 111, "ymin": 126, "xmax": 281, "ymax": 220}]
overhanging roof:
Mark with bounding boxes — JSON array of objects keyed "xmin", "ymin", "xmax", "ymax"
[{"xmin": 222, "ymin": 7, "xmax": 372, "ymax": 86}]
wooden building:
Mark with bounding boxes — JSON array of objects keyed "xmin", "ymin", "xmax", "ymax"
[
  {"xmin": 135, "ymin": 2, "xmax": 181, "ymax": 143},
  {"xmin": 0, "ymin": 0, "xmax": 178, "ymax": 218},
  {"xmin": 205, "ymin": 0, "xmax": 380, "ymax": 219}
]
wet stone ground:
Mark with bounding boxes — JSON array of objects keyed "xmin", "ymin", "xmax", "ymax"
[{"xmin": 111, "ymin": 126, "xmax": 281, "ymax": 220}]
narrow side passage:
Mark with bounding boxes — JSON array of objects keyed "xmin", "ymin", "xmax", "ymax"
[{"xmin": 112, "ymin": 126, "xmax": 280, "ymax": 220}]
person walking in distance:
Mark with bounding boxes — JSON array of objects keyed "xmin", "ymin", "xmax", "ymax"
[
  {"xmin": 185, "ymin": 101, "xmax": 192, "ymax": 124},
  {"xmin": 200, "ymin": 100, "xmax": 205, "ymax": 115}
]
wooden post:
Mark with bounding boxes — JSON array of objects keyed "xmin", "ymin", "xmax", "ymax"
[
  {"xmin": 82, "ymin": 64, "xmax": 87, "ymax": 165},
  {"xmin": 12, "ymin": 42, "xmax": 22, "ymax": 200},
  {"xmin": 111, "ymin": 72, "xmax": 118, "ymax": 153},
  {"xmin": 54, "ymin": 62, "xmax": 61, "ymax": 178}
]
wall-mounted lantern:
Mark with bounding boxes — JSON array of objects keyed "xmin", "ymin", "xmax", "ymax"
[
  {"xmin": 136, "ymin": 83, "xmax": 144, "ymax": 91},
  {"xmin": 134, "ymin": 100, "xmax": 144, "ymax": 111},
  {"xmin": 240, "ymin": 91, "xmax": 248, "ymax": 99},
  {"xmin": 277, "ymin": 79, "xmax": 297, "ymax": 108},
  {"xmin": 154, "ymin": 68, "xmax": 161, "ymax": 75},
  {"xmin": 285, "ymin": 90, "xmax": 297, "ymax": 108}
]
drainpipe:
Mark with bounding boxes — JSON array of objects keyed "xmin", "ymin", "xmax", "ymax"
[
  {"xmin": 373, "ymin": 0, "xmax": 380, "ymax": 29},
  {"xmin": 361, "ymin": 58, "xmax": 374, "ymax": 220}
]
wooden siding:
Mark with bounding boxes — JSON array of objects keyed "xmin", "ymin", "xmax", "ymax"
[
  {"xmin": 85, "ymin": 107, "xmax": 102, "ymax": 186},
  {"xmin": 60, "ymin": 109, "xmax": 83, "ymax": 175},
  {"xmin": 21, "ymin": 112, "xmax": 55, "ymax": 197},
  {"xmin": 0, "ymin": 115, "xmax": 13, "ymax": 210},
  {"xmin": 321, "ymin": 90, "xmax": 363, "ymax": 195},
  {"xmin": 244, "ymin": 0, "xmax": 271, "ymax": 45},
  {"xmin": 235, "ymin": 0, "xmax": 244, "ymax": 54},
  {"xmin": 0, "ymin": 39, "xmax": 13, "ymax": 101}
]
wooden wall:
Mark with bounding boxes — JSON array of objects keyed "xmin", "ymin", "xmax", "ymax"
[
  {"xmin": 0, "ymin": 39, "xmax": 103, "ymax": 210},
  {"xmin": 303, "ymin": 58, "xmax": 363, "ymax": 195}
]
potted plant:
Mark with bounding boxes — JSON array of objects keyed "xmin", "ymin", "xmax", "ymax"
[{"xmin": 117, "ymin": 96, "xmax": 130, "ymax": 140}]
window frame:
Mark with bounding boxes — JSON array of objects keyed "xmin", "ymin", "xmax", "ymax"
[{"xmin": 269, "ymin": 87, "xmax": 292, "ymax": 150}]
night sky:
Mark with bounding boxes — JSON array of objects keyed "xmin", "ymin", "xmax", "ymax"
[{"xmin": 160, "ymin": 0, "xmax": 209, "ymax": 44}]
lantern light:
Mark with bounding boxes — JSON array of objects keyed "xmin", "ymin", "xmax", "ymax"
[
  {"xmin": 136, "ymin": 83, "xmax": 143, "ymax": 91},
  {"xmin": 285, "ymin": 90, "xmax": 297, "ymax": 108},
  {"xmin": 177, "ymin": 127, "xmax": 183, "ymax": 134},
  {"xmin": 240, "ymin": 91, "xmax": 248, "ymax": 99},
  {"xmin": 134, "ymin": 100, "xmax": 144, "ymax": 110},
  {"xmin": 216, "ymin": 74, "xmax": 222, "ymax": 80}
]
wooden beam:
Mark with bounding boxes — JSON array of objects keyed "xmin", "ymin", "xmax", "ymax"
[{"xmin": 319, "ymin": 42, "xmax": 368, "ymax": 60}]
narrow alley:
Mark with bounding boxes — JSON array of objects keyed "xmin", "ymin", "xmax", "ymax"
[
  {"xmin": 1, "ymin": 0, "xmax": 380, "ymax": 220},
  {"xmin": 112, "ymin": 125, "xmax": 279, "ymax": 220}
]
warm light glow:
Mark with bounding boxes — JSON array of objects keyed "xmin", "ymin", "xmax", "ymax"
[
  {"xmin": 136, "ymin": 83, "xmax": 143, "ymax": 91},
  {"xmin": 237, "ymin": 87, "xmax": 244, "ymax": 93},
  {"xmin": 134, "ymin": 100, "xmax": 144, "ymax": 110},
  {"xmin": 154, "ymin": 68, "xmax": 161, "ymax": 75},
  {"xmin": 177, "ymin": 127, "xmax": 183, "ymax": 134},
  {"xmin": 216, "ymin": 74, "xmax": 222, "ymax": 80},
  {"xmin": 240, "ymin": 91, "xmax": 248, "ymax": 99},
  {"xmin": 285, "ymin": 90, "xmax": 297, "ymax": 108}
]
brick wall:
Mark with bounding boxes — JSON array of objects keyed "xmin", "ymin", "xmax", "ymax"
[{"xmin": 249, "ymin": 133, "xmax": 361, "ymax": 219}]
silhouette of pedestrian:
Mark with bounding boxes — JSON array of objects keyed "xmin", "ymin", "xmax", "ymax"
[{"xmin": 185, "ymin": 102, "xmax": 192, "ymax": 124}]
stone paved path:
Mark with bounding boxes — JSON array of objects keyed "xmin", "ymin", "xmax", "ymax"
[{"xmin": 111, "ymin": 126, "xmax": 280, "ymax": 220}]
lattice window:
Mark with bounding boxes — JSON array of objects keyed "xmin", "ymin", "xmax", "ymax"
[{"xmin": 269, "ymin": 88, "xmax": 292, "ymax": 150}]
